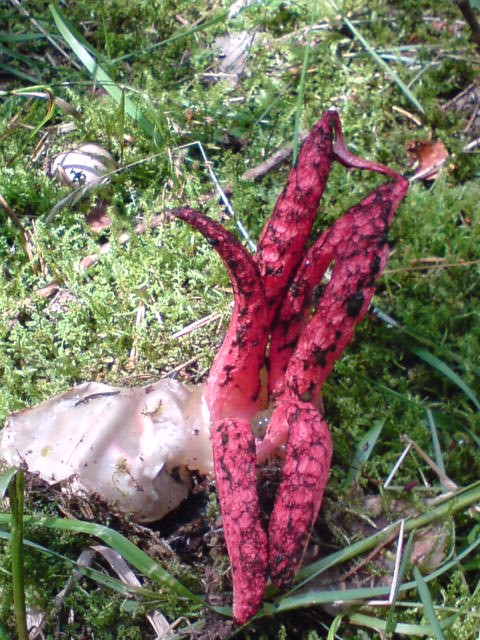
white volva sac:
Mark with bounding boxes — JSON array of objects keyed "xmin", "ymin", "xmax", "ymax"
[{"xmin": 0, "ymin": 380, "xmax": 213, "ymax": 522}]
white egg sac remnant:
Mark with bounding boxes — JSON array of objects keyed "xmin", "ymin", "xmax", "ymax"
[
  {"xmin": 0, "ymin": 380, "xmax": 213, "ymax": 522},
  {"xmin": 50, "ymin": 144, "xmax": 116, "ymax": 186}
]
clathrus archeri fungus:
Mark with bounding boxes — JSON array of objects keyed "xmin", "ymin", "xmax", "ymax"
[
  {"xmin": 0, "ymin": 110, "xmax": 408, "ymax": 625},
  {"xmin": 173, "ymin": 110, "xmax": 408, "ymax": 623}
]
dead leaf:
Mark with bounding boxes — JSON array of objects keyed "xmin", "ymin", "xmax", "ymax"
[
  {"xmin": 36, "ymin": 281, "xmax": 60, "ymax": 298},
  {"xmin": 406, "ymin": 139, "xmax": 449, "ymax": 181},
  {"xmin": 86, "ymin": 198, "xmax": 111, "ymax": 233}
]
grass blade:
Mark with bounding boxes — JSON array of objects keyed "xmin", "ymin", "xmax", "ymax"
[
  {"xmin": 0, "ymin": 530, "xmax": 160, "ymax": 600},
  {"xmin": 326, "ymin": 0, "xmax": 424, "ymax": 114},
  {"xmin": 0, "ymin": 512, "xmax": 201, "ymax": 603},
  {"xmin": 113, "ymin": 9, "xmax": 228, "ymax": 63},
  {"xmin": 8, "ymin": 469, "xmax": 28, "ymax": 640},
  {"xmin": 0, "ymin": 467, "xmax": 19, "ymax": 499},
  {"xmin": 348, "ymin": 612, "xmax": 455, "ymax": 636},
  {"xmin": 409, "ymin": 344, "xmax": 480, "ymax": 410},
  {"xmin": 327, "ymin": 614, "xmax": 344, "ymax": 640},
  {"xmin": 413, "ymin": 565, "xmax": 446, "ymax": 639},
  {"xmin": 260, "ymin": 532, "xmax": 480, "ymax": 617},
  {"xmin": 0, "ymin": 62, "xmax": 39, "ymax": 83},
  {"xmin": 295, "ymin": 480, "xmax": 480, "ymax": 585},
  {"xmin": 373, "ymin": 306, "xmax": 480, "ymax": 377},
  {"xmin": 426, "ymin": 409, "xmax": 447, "ymax": 478},
  {"xmin": 292, "ymin": 0, "xmax": 317, "ymax": 164},
  {"xmin": 50, "ymin": 4, "xmax": 155, "ymax": 138},
  {"xmin": 0, "ymin": 619, "xmax": 11, "ymax": 640},
  {"xmin": 345, "ymin": 418, "xmax": 385, "ymax": 486}
]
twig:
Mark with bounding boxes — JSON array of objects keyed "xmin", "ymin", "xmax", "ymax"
[
  {"xmin": 368, "ymin": 520, "xmax": 405, "ymax": 606},
  {"xmin": 242, "ymin": 131, "xmax": 309, "ymax": 181},
  {"xmin": 384, "ymin": 442, "xmax": 413, "ymax": 489},
  {"xmin": 177, "ymin": 140, "xmax": 256, "ymax": 251},
  {"xmin": 455, "ymin": 0, "xmax": 480, "ymax": 49},
  {"xmin": 401, "ymin": 435, "xmax": 458, "ymax": 491},
  {"xmin": 171, "ymin": 311, "xmax": 223, "ymax": 339},
  {"xmin": 162, "ymin": 356, "xmax": 199, "ymax": 377},
  {"xmin": 408, "ymin": 158, "xmax": 448, "ymax": 182},
  {"xmin": 442, "ymin": 81, "xmax": 477, "ymax": 111},
  {"xmin": 339, "ymin": 524, "xmax": 401, "ymax": 588},
  {"xmin": 463, "ymin": 101, "xmax": 480, "ymax": 133},
  {"xmin": 384, "ymin": 258, "xmax": 480, "ymax": 275},
  {"xmin": 463, "ymin": 137, "xmax": 480, "ymax": 152},
  {"xmin": 391, "ymin": 105, "xmax": 422, "ymax": 126}
]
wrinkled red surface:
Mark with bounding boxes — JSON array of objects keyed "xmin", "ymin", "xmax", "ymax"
[
  {"xmin": 267, "ymin": 400, "xmax": 332, "ymax": 587},
  {"xmin": 171, "ymin": 208, "xmax": 269, "ymax": 422},
  {"xmin": 211, "ymin": 418, "xmax": 268, "ymax": 624},
  {"xmin": 256, "ymin": 112, "xmax": 334, "ymax": 325},
  {"xmin": 267, "ymin": 177, "xmax": 409, "ymax": 401},
  {"xmin": 173, "ymin": 111, "xmax": 408, "ymax": 623},
  {"xmin": 282, "ymin": 178, "xmax": 408, "ymax": 403}
]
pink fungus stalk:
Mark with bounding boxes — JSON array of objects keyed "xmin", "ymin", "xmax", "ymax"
[
  {"xmin": 173, "ymin": 110, "xmax": 408, "ymax": 622},
  {"xmin": 211, "ymin": 418, "xmax": 268, "ymax": 623},
  {"xmin": 172, "ymin": 207, "xmax": 269, "ymax": 422}
]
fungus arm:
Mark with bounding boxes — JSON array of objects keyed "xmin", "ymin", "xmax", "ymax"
[{"xmin": 171, "ymin": 207, "xmax": 269, "ymax": 421}]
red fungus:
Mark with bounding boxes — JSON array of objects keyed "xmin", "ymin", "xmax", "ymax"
[
  {"xmin": 172, "ymin": 207, "xmax": 269, "ymax": 624},
  {"xmin": 211, "ymin": 418, "xmax": 268, "ymax": 623},
  {"xmin": 173, "ymin": 111, "xmax": 408, "ymax": 623},
  {"xmin": 282, "ymin": 178, "xmax": 408, "ymax": 403},
  {"xmin": 267, "ymin": 400, "xmax": 332, "ymax": 588},
  {"xmin": 171, "ymin": 207, "xmax": 269, "ymax": 422},
  {"xmin": 267, "ymin": 175, "xmax": 409, "ymax": 401},
  {"xmin": 255, "ymin": 111, "xmax": 334, "ymax": 325}
]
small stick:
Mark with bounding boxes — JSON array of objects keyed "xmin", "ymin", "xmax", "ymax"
[
  {"xmin": 340, "ymin": 525, "xmax": 400, "ymax": 584},
  {"xmin": 177, "ymin": 140, "xmax": 257, "ymax": 251},
  {"xmin": 442, "ymin": 81, "xmax": 477, "ymax": 110},
  {"xmin": 384, "ymin": 258, "xmax": 480, "ymax": 275},
  {"xmin": 401, "ymin": 435, "xmax": 457, "ymax": 491},
  {"xmin": 384, "ymin": 442, "xmax": 412, "ymax": 488},
  {"xmin": 241, "ymin": 131, "xmax": 309, "ymax": 181},
  {"xmin": 161, "ymin": 356, "xmax": 198, "ymax": 377},
  {"xmin": 171, "ymin": 311, "xmax": 222, "ymax": 339},
  {"xmin": 392, "ymin": 105, "xmax": 422, "ymax": 126},
  {"xmin": 369, "ymin": 519, "xmax": 405, "ymax": 606},
  {"xmin": 463, "ymin": 137, "xmax": 480, "ymax": 152},
  {"xmin": 463, "ymin": 101, "xmax": 479, "ymax": 133},
  {"xmin": 129, "ymin": 300, "xmax": 146, "ymax": 367},
  {"xmin": 409, "ymin": 159, "xmax": 447, "ymax": 182}
]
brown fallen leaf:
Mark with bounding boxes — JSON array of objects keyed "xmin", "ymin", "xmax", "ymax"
[
  {"xmin": 86, "ymin": 198, "xmax": 111, "ymax": 233},
  {"xmin": 406, "ymin": 139, "xmax": 449, "ymax": 181}
]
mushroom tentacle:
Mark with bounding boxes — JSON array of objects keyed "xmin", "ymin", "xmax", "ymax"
[
  {"xmin": 255, "ymin": 111, "xmax": 335, "ymax": 325},
  {"xmin": 268, "ymin": 400, "xmax": 332, "ymax": 588},
  {"xmin": 172, "ymin": 207, "xmax": 269, "ymax": 622},
  {"xmin": 282, "ymin": 177, "xmax": 408, "ymax": 404},
  {"xmin": 257, "ymin": 177, "xmax": 408, "ymax": 461},
  {"xmin": 171, "ymin": 207, "xmax": 269, "ymax": 422},
  {"xmin": 211, "ymin": 417, "xmax": 268, "ymax": 624}
]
